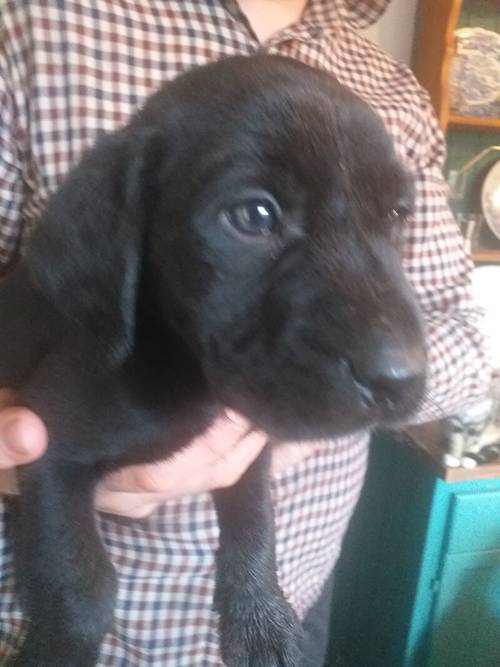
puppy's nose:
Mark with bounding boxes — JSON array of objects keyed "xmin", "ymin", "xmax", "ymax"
[{"xmin": 349, "ymin": 341, "xmax": 426, "ymax": 410}]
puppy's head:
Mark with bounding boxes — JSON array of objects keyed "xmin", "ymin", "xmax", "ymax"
[{"xmin": 28, "ymin": 55, "xmax": 426, "ymax": 440}]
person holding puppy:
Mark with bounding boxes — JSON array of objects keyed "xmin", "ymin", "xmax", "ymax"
[{"xmin": 0, "ymin": 1, "xmax": 490, "ymax": 665}]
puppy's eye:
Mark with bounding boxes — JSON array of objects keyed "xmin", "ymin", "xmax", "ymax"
[
  {"xmin": 388, "ymin": 206, "xmax": 410, "ymax": 224},
  {"xmin": 388, "ymin": 208, "xmax": 402, "ymax": 223},
  {"xmin": 387, "ymin": 207, "xmax": 410, "ymax": 247},
  {"xmin": 219, "ymin": 199, "xmax": 281, "ymax": 237}
]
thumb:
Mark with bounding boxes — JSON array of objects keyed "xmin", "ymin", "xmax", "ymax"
[{"xmin": 0, "ymin": 408, "xmax": 48, "ymax": 468}]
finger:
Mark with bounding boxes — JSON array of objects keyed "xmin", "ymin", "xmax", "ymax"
[
  {"xmin": 270, "ymin": 440, "xmax": 321, "ymax": 475},
  {"xmin": 0, "ymin": 408, "xmax": 48, "ymax": 468},
  {"xmin": 95, "ymin": 489, "xmax": 162, "ymax": 518},
  {"xmin": 102, "ymin": 460, "xmax": 174, "ymax": 494},
  {"xmin": 224, "ymin": 408, "xmax": 250, "ymax": 427},
  {"xmin": 194, "ymin": 411, "xmax": 253, "ymax": 459},
  {"xmin": 103, "ymin": 414, "xmax": 253, "ymax": 493},
  {"xmin": 208, "ymin": 428, "xmax": 269, "ymax": 489},
  {"xmin": 102, "ymin": 426, "xmax": 268, "ymax": 496}
]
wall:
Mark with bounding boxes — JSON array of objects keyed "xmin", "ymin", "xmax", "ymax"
[{"xmin": 362, "ymin": 0, "xmax": 420, "ymax": 65}]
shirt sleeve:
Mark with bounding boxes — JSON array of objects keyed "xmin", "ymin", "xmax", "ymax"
[
  {"xmin": 0, "ymin": 68, "xmax": 25, "ymax": 276},
  {"xmin": 402, "ymin": 98, "xmax": 492, "ymax": 423}
]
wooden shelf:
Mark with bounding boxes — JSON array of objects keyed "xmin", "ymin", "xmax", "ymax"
[
  {"xmin": 449, "ymin": 114, "xmax": 500, "ymax": 130},
  {"xmin": 405, "ymin": 422, "xmax": 500, "ymax": 483},
  {"xmin": 413, "ymin": 0, "xmax": 500, "ymax": 134},
  {"xmin": 413, "ymin": 0, "xmax": 464, "ymax": 131},
  {"xmin": 472, "ymin": 248, "xmax": 500, "ymax": 263}
]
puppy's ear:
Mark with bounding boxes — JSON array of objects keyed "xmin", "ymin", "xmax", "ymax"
[{"xmin": 26, "ymin": 127, "xmax": 160, "ymax": 365}]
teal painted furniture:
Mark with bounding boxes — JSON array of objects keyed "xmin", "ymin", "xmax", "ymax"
[{"xmin": 328, "ymin": 424, "xmax": 500, "ymax": 667}]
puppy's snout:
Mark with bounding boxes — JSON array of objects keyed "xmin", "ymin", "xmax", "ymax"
[{"xmin": 348, "ymin": 337, "xmax": 426, "ymax": 412}]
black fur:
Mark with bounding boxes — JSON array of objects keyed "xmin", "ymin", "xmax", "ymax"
[{"xmin": 0, "ymin": 55, "xmax": 426, "ymax": 666}]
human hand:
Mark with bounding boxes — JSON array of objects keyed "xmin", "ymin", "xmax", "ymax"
[
  {"xmin": 96, "ymin": 411, "xmax": 269, "ymax": 517},
  {"xmin": 0, "ymin": 390, "xmax": 319, "ymax": 518},
  {"xmin": 97, "ymin": 416, "xmax": 321, "ymax": 518},
  {"xmin": 0, "ymin": 395, "xmax": 268, "ymax": 515},
  {"xmin": 0, "ymin": 389, "xmax": 48, "ymax": 493}
]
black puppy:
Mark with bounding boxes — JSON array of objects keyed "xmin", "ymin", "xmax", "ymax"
[{"xmin": 0, "ymin": 55, "xmax": 426, "ymax": 666}]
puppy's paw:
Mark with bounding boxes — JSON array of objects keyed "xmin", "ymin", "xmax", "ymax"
[
  {"xmin": 9, "ymin": 651, "xmax": 97, "ymax": 667},
  {"xmin": 7, "ymin": 635, "xmax": 99, "ymax": 667},
  {"xmin": 219, "ymin": 592, "xmax": 302, "ymax": 667}
]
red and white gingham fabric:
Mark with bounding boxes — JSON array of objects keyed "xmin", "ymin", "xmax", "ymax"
[{"xmin": 0, "ymin": 1, "xmax": 490, "ymax": 665}]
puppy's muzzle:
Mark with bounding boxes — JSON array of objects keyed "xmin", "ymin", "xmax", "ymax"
[{"xmin": 346, "ymin": 331, "xmax": 426, "ymax": 414}]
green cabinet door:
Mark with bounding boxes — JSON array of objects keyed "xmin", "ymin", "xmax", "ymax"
[
  {"xmin": 328, "ymin": 434, "xmax": 500, "ymax": 667},
  {"xmin": 426, "ymin": 550, "xmax": 500, "ymax": 667}
]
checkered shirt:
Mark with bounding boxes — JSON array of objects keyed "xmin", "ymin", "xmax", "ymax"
[{"xmin": 0, "ymin": 1, "xmax": 491, "ymax": 665}]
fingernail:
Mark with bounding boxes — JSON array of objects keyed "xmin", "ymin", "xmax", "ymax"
[{"xmin": 224, "ymin": 409, "xmax": 247, "ymax": 425}]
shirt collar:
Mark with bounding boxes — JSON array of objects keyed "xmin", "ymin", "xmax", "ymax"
[
  {"xmin": 341, "ymin": 0, "xmax": 391, "ymax": 29},
  {"xmin": 223, "ymin": 0, "xmax": 391, "ymax": 34}
]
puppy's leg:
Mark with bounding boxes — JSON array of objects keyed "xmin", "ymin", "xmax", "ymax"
[
  {"xmin": 213, "ymin": 447, "xmax": 302, "ymax": 667},
  {"xmin": 8, "ymin": 458, "xmax": 115, "ymax": 667}
]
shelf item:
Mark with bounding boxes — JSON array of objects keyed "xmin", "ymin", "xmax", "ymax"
[
  {"xmin": 482, "ymin": 160, "xmax": 500, "ymax": 240},
  {"xmin": 448, "ymin": 146, "xmax": 500, "ymax": 258},
  {"xmin": 449, "ymin": 27, "xmax": 500, "ymax": 120}
]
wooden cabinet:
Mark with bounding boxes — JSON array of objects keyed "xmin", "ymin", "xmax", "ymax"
[
  {"xmin": 413, "ymin": 0, "xmax": 462, "ymax": 131},
  {"xmin": 412, "ymin": 0, "xmax": 500, "ymax": 264},
  {"xmin": 425, "ymin": 550, "xmax": 500, "ymax": 667},
  {"xmin": 328, "ymin": 427, "xmax": 500, "ymax": 667},
  {"xmin": 413, "ymin": 0, "xmax": 500, "ymax": 133}
]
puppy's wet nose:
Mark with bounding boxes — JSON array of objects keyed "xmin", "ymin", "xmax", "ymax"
[{"xmin": 349, "ymin": 341, "xmax": 426, "ymax": 410}]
